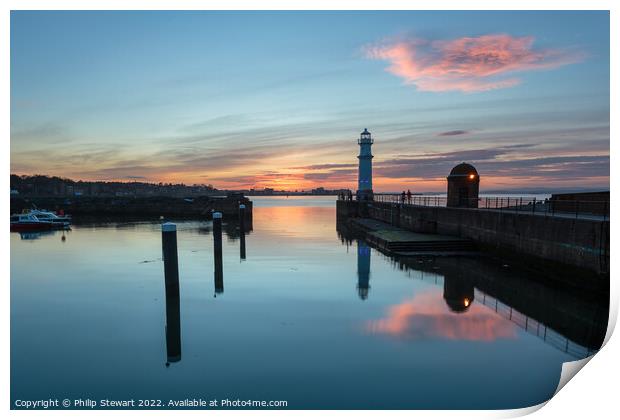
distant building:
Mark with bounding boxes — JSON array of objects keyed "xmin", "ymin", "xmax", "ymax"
[
  {"xmin": 447, "ymin": 162, "xmax": 479, "ymax": 208},
  {"xmin": 550, "ymin": 191, "xmax": 609, "ymax": 216}
]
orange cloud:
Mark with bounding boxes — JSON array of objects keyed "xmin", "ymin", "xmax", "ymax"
[
  {"xmin": 367, "ymin": 291, "xmax": 517, "ymax": 341},
  {"xmin": 365, "ymin": 34, "xmax": 585, "ymax": 92}
]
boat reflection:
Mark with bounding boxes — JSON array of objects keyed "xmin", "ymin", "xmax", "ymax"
[{"xmin": 16, "ymin": 229, "xmax": 70, "ymax": 241}]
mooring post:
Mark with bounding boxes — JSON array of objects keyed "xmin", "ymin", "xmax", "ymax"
[
  {"xmin": 162, "ymin": 222, "xmax": 180, "ymax": 299},
  {"xmin": 213, "ymin": 212, "xmax": 224, "ymax": 294},
  {"xmin": 162, "ymin": 222, "xmax": 181, "ymax": 365},
  {"xmin": 239, "ymin": 204, "xmax": 246, "ymax": 233}
]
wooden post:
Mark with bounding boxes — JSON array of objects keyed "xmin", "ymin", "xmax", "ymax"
[
  {"xmin": 213, "ymin": 212, "xmax": 224, "ymax": 295},
  {"xmin": 162, "ymin": 222, "xmax": 180, "ymax": 299},
  {"xmin": 239, "ymin": 204, "xmax": 247, "ymax": 260},
  {"xmin": 162, "ymin": 222, "xmax": 181, "ymax": 365},
  {"xmin": 239, "ymin": 204, "xmax": 246, "ymax": 233}
]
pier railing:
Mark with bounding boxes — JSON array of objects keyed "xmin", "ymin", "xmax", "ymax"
[
  {"xmin": 367, "ymin": 194, "xmax": 609, "ymax": 220},
  {"xmin": 475, "ymin": 290, "xmax": 595, "ymax": 359}
]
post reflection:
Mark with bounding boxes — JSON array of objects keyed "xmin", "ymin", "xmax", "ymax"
[
  {"xmin": 357, "ymin": 240, "xmax": 371, "ymax": 300},
  {"xmin": 213, "ymin": 213, "xmax": 224, "ymax": 297},
  {"xmin": 165, "ymin": 294, "xmax": 181, "ymax": 365},
  {"xmin": 214, "ymin": 265, "xmax": 224, "ymax": 296},
  {"xmin": 240, "ymin": 230, "xmax": 246, "ymax": 260}
]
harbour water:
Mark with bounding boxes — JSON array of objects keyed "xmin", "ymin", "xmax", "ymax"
[{"xmin": 10, "ymin": 196, "xmax": 608, "ymax": 409}]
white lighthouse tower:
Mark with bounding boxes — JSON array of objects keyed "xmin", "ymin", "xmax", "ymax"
[{"xmin": 357, "ymin": 128, "xmax": 374, "ymax": 201}]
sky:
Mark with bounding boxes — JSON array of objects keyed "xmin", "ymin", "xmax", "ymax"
[{"xmin": 10, "ymin": 11, "xmax": 610, "ymax": 192}]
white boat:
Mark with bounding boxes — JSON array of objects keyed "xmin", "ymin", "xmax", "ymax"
[
  {"xmin": 11, "ymin": 214, "xmax": 54, "ymax": 232},
  {"xmin": 25, "ymin": 209, "xmax": 71, "ymax": 228}
]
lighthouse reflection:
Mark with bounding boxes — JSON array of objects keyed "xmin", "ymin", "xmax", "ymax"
[{"xmin": 357, "ymin": 240, "xmax": 371, "ymax": 300}]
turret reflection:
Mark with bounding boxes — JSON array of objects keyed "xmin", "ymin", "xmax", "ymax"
[
  {"xmin": 357, "ymin": 240, "xmax": 371, "ymax": 300},
  {"xmin": 443, "ymin": 273, "xmax": 474, "ymax": 313}
]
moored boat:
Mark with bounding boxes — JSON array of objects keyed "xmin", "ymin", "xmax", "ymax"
[{"xmin": 25, "ymin": 209, "xmax": 71, "ymax": 228}]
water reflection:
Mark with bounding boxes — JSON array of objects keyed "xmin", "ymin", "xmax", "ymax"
[
  {"xmin": 443, "ymin": 271, "xmax": 474, "ymax": 313},
  {"xmin": 367, "ymin": 290, "xmax": 517, "ymax": 341},
  {"xmin": 214, "ymin": 265, "xmax": 224, "ymax": 296},
  {"xmin": 337, "ymin": 221, "xmax": 607, "ymax": 358},
  {"xmin": 10, "ymin": 200, "xmax": 609, "ymax": 409},
  {"xmin": 240, "ymin": 230, "xmax": 246, "ymax": 261},
  {"xmin": 18, "ymin": 229, "xmax": 70, "ymax": 242},
  {"xmin": 165, "ymin": 295, "xmax": 181, "ymax": 365},
  {"xmin": 357, "ymin": 240, "xmax": 370, "ymax": 300}
]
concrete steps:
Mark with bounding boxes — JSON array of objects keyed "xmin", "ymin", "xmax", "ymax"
[{"xmin": 349, "ymin": 217, "xmax": 476, "ymax": 256}]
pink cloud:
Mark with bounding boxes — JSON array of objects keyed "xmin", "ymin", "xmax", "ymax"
[{"xmin": 364, "ymin": 34, "xmax": 585, "ymax": 92}]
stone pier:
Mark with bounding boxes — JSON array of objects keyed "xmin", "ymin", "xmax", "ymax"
[{"xmin": 337, "ymin": 200, "xmax": 609, "ymax": 281}]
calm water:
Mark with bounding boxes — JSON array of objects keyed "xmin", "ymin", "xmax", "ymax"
[{"xmin": 10, "ymin": 196, "xmax": 607, "ymax": 409}]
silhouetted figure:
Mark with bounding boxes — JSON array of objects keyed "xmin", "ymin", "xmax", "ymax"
[
  {"xmin": 407, "ymin": 189, "xmax": 412, "ymax": 204},
  {"xmin": 401, "ymin": 191, "xmax": 406, "ymax": 204}
]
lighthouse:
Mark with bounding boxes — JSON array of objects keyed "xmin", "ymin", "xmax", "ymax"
[{"xmin": 357, "ymin": 128, "xmax": 374, "ymax": 201}]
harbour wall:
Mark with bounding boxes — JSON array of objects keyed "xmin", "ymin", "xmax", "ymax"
[
  {"xmin": 337, "ymin": 200, "xmax": 609, "ymax": 280},
  {"xmin": 11, "ymin": 195, "xmax": 253, "ymax": 221}
]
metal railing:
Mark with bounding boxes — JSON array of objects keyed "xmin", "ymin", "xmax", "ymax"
[
  {"xmin": 363, "ymin": 194, "xmax": 609, "ymax": 220},
  {"xmin": 475, "ymin": 290, "xmax": 596, "ymax": 359}
]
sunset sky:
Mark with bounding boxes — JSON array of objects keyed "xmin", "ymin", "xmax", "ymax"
[{"xmin": 10, "ymin": 11, "xmax": 609, "ymax": 192}]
